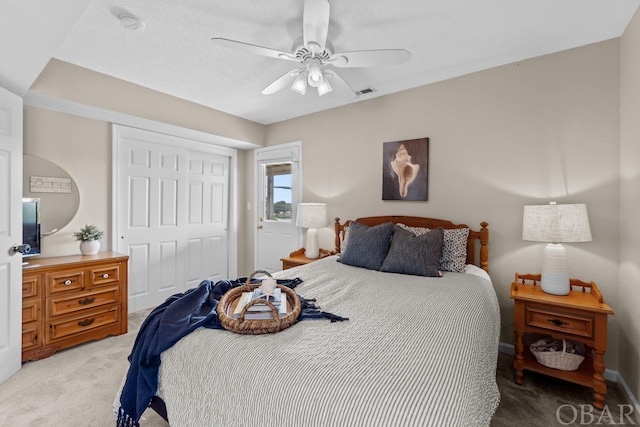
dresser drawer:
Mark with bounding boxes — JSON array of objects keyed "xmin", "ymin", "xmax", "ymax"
[
  {"xmin": 22, "ymin": 273, "xmax": 40, "ymax": 298},
  {"xmin": 22, "ymin": 322, "xmax": 41, "ymax": 350},
  {"xmin": 90, "ymin": 264, "xmax": 121, "ymax": 288},
  {"xmin": 47, "ymin": 270, "xmax": 85, "ymax": 295},
  {"xmin": 48, "ymin": 306, "xmax": 120, "ymax": 342},
  {"xmin": 22, "ymin": 299, "xmax": 40, "ymax": 323},
  {"xmin": 525, "ymin": 305, "xmax": 594, "ymax": 338},
  {"xmin": 48, "ymin": 287, "xmax": 120, "ymax": 317}
]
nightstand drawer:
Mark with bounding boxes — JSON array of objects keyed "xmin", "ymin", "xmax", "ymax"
[{"xmin": 525, "ymin": 306, "xmax": 593, "ymax": 338}]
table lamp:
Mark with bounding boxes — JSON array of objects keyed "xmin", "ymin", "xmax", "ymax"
[
  {"xmin": 296, "ymin": 203, "xmax": 327, "ymax": 259},
  {"xmin": 522, "ymin": 202, "xmax": 592, "ymax": 295}
]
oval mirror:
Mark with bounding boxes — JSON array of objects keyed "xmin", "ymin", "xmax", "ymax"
[{"xmin": 23, "ymin": 155, "xmax": 80, "ymax": 236}]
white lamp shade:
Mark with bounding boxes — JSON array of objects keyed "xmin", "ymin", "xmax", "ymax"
[
  {"xmin": 522, "ymin": 203, "xmax": 592, "ymax": 243},
  {"xmin": 522, "ymin": 203, "xmax": 591, "ymax": 296},
  {"xmin": 296, "ymin": 203, "xmax": 327, "ymax": 229}
]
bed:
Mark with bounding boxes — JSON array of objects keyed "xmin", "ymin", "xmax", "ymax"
[{"xmin": 116, "ymin": 216, "xmax": 500, "ymax": 426}]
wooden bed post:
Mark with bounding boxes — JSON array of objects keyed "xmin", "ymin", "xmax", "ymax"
[
  {"xmin": 334, "ymin": 217, "xmax": 342, "ymax": 254},
  {"xmin": 480, "ymin": 222, "xmax": 489, "ymax": 273}
]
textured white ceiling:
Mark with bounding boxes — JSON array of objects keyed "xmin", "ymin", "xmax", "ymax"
[{"xmin": 2, "ymin": 0, "xmax": 639, "ymax": 125}]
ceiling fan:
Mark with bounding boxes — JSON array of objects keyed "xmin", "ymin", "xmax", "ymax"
[{"xmin": 211, "ymin": 0, "xmax": 411, "ymax": 96}]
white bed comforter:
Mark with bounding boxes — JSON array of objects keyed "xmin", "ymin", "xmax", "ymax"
[{"xmin": 154, "ymin": 256, "xmax": 500, "ymax": 426}]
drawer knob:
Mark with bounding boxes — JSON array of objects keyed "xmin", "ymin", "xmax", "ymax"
[
  {"xmin": 77, "ymin": 318, "xmax": 95, "ymax": 327},
  {"xmin": 78, "ymin": 297, "xmax": 96, "ymax": 305},
  {"xmin": 63, "ymin": 280, "xmax": 72, "ymax": 285},
  {"xmin": 547, "ymin": 318, "xmax": 569, "ymax": 327},
  {"xmin": 102, "ymin": 273, "xmax": 109, "ymax": 279}
]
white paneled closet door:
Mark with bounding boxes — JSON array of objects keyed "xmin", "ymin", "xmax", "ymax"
[
  {"xmin": 114, "ymin": 126, "xmax": 231, "ymax": 313},
  {"xmin": 185, "ymin": 150, "xmax": 229, "ymax": 289}
]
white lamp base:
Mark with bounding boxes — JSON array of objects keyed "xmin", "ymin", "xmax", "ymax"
[
  {"xmin": 305, "ymin": 228, "xmax": 319, "ymax": 259},
  {"xmin": 541, "ymin": 243, "xmax": 570, "ymax": 295}
]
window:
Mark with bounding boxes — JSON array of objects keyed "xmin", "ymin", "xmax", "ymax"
[{"xmin": 263, "ymin": 163, "xmax": 292, "ymax": 221}]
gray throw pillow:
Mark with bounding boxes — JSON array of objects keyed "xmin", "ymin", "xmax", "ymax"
[
  {"xmin": 380, "ymin": 226, "xmax": 444, "ymax": 277},
  {"xmin": 339, "ymin": 221, "xmax": 394, "ymax": 270},
  {"xmin": 397, "ymin": 223, "xmax": 469, "ymax": 273}
]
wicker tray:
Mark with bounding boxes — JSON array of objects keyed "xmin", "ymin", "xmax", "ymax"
[{"xmin": 216, "ymin": 270, "xmax": 301, "ymax": 335}]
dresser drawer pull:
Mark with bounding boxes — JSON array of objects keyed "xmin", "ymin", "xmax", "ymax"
[
  {"xmin": 547, "ymin": 318, "xmax": 569, "ymax": 327},
  {"xmin": 77, "ymin": 318, "xmax": 95, "ymax": 327},
  {"xmin": 78, "ymin": 297, "xmax": 96, "ymax": 305},
  {"xmin": 102, "ymin": 273, "xmax": 109, "ymax": 279},
  {"xmin": 63, "ymin": 280, "xmax": 72, "ymax": 285}
]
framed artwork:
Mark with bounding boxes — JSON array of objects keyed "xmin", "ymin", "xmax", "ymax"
[{"xmin": 382, "ymin": 137, "xmax": 429, "ymax": 201}]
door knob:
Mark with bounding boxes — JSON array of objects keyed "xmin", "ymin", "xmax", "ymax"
[
  {"xmin": 11, "ymin": 243, "xmax": 31, "ymax": 255},
  {"xmin": 257, "ymin": 225, "xmax": 263, "ymax": 229}
]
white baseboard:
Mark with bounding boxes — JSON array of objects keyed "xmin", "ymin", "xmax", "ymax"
[{"xmin": 498, "ymin": 341, "xmax": 640, "ymax": 413}]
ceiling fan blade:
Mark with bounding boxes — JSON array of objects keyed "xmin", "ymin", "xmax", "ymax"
[
  {"xmin": 211, "ymin": 38, "xmax": 298, "ymax": 62},
  {"xmin": 303, "ymin": 0, "xmax": 330, "ymax": 54},
  {"xmin": 262, "ymin": 69, "xmax": 302, "ymax": 95},
  {"xmin": 329, "ymin": 49, "xmax": 412, "ymax": 68}
]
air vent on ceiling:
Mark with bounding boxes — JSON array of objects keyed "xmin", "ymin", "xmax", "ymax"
[{"xmin": 355, "ymin": 87, "xmax": 377, "ymax": 96}]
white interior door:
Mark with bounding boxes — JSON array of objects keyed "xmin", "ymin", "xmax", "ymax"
[
  {"xmin": 116, "ymin": 136, "xmax": 187, "ymax": 312},
  {"xmin": 114, "ymin": 126, "xmax": 232, "ymax": 312},
  {"xmin": 0, "ymin": 87, "xmax": 23, "ymax": 383},
  {"xmin": 254, "ymin": 142, "xmax": 302, "ymax": 272},
  {"xmin": 185, "ymin": 150, "xmax": 229, "ymax": 289}
]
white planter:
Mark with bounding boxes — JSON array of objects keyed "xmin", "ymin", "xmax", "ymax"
[{"xmin": 79, "ymin": 240, "xmax": 100, "ymax": 255}]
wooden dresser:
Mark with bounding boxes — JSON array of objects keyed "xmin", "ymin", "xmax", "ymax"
[{"xmin": 21, "ymin": 252, "xmax": 129, "ymax": 362}]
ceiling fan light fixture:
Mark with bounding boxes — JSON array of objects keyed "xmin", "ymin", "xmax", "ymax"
[
  {"xmin": 291, "ymin": 72, "xmax": 308, "ymax": 95},
  {"xmin": 307, "ymin": 60, "xmax": 324, "ymax": 87},
  {"xmin": 317, "ymin": 78, "xmax": 332, "ymax": 96}
]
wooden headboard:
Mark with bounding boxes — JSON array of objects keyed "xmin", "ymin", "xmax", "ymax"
[{"xmin": 334, "ymin": 216, "xmax": 489, "ymax": 272}]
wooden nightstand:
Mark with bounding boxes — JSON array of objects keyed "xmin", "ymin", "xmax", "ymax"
[
  {"xmin": 511, "ymin": 273, "xmax": 614, "ymax": 409},
  {"xmin": 280, "ymin": 248, "xmax": 332, "ymax": 270}
]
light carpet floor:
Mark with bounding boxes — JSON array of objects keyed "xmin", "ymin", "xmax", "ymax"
[{"xmin": 0, "ymin": 309, "xmax": 637, "ymax": 426}]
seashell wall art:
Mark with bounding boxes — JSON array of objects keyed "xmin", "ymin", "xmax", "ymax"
[{"xmin": 382, "ymin": 138, "xmax": 429, "ymax": 201}]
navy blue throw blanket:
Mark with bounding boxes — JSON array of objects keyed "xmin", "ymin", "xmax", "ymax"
[{"xmin": 116, "ymin": 277, "xmax": 347, "ymax": 427}]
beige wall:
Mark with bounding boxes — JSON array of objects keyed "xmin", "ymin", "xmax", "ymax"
[
  {"xmin": 30, "ymin": 59, "xmax": 264, "ymax": 147},
  {"xmin": 620, "ymin": 7, "xmax": 640, "ymax": 401},
  {"xmin": 24, "ymin": 106, "xmax": 111, "ymax": 257},
  {"xmin": 263, "ymin": 40, "xmax": 622, "ymax": 368}
]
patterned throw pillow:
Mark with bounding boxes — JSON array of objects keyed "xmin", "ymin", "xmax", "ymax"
[
  {"xmin": 380, "ymin": 226, "xmax": 443, "ymax": 277},
  {"xmin": 397, "ymin": 223, "xmax": 469, "ymax": 273},
  {"xmin": 340, "ymin": 225, "xmax": 350, "ymax": 254},
  {"xmin": 339, "ymin": 221, "xmax": 394, "ymax": 271}
]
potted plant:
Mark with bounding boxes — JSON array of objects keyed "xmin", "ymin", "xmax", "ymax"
[{"xmin": 73, "ymin": 224, "xmax": 105, "ymax": 255}]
